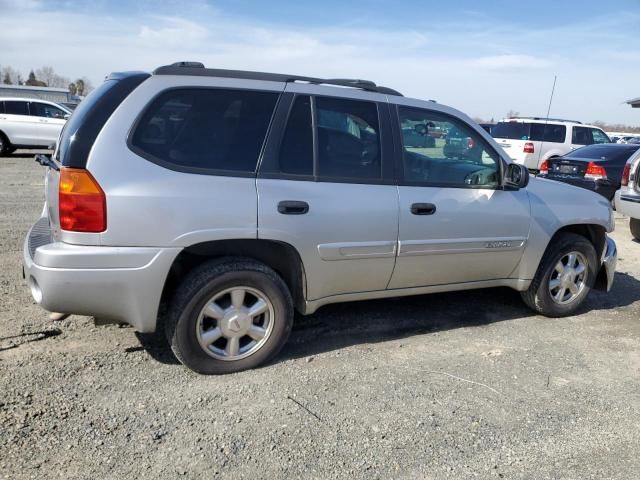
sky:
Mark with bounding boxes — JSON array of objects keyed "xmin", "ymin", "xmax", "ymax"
[{"xmin": 1, "ymin": 0, "xmax": 640, "ymax": 125}]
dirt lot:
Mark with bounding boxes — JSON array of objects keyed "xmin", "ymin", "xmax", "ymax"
[{"xmin": 1, "ymin": 152, "xmax": 639, "ymax": 479}]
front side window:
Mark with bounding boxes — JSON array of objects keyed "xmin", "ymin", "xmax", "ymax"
[
  {"xmin": 399, "ymin": 106, "xmax": 500, "ymax": 187},
  {"xmin": 131, "ymin": 88, "xmax": 279, "ymax": 173},
  {"xmin": 29, "ymin": 102, "xmax": 67, "ymax": 119},
  {"xmin": 591, "ymin": 129, "xmax": 610, "ymax": 144},
  {"xmin": 4, "ymin": 101, "xmax": 29, "ymax": 116},
  {"xmin": 315, "ymin": 96, "xmax": 381, "ymax": 179},
  {"xmin": 572, "ymin": 126, "xmax": 592, "ymax": 145}
]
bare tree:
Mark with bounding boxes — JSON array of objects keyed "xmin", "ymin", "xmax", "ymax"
[
  {"xmin": 506, "ymin": 109, "xmax": 520, "ymax": 118},
  {"xmin": 35, "ymin": 66, "xmax": 70, "ymax": 88},
  {"xmin": 68, "ymin": 82, "xmax": 77, "ymax": 96},
  {"xmin": 1, "ymin": 66, "xmax": 21, "ymax": 85}
]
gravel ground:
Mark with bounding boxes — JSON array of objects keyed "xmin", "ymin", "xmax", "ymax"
[{"xmin": 1, "ymin": 151, "xmax": 639, "ymax": 479}]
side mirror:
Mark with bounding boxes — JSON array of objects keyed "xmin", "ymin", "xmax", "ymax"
[
  {"xmin": 63, "ymin": 114, "xmax": 70, "ymax": 120},
  {"xmin": 504, "ymin": 163, "xmax": 529, "ymax": 190}
]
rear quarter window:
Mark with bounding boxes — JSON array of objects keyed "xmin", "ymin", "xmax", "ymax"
[{"xmin": 130, "ymin": 88, "xmax": 279, "ymax": 174}]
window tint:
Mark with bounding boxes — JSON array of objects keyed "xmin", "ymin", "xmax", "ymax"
[
  {"xmin": 399, "ymin": 106, "xmax": 500, "ymax": 188},
  {"xmin": 279, "ymin": 96, "xmax": 313, "ymax": 175},
  {"xmin": 29, "ymin": 102, "xmax": 67, "ymax": 119},
  {"xmin": 4, "ymin": 101, "xmax": 28, "ymax": 115},
  {"xmin": 491, "ymin": 121, "xmax": 531, "ymax": 140},
  {"xmin": 0, "ymin": 102, "xmax": 4, "ymax": 114},
  {"xmin": 572, "ymin": 126, "xmax": 592, "ymax": 145},
  {"xmin": 591, "ymin": 129, "xmax": 610, "ymax": 144},
  {"xmin": 530, "ymin": 123, "xmax": 566, "ymax": 143},
  {"xmin": 131, "ymin": 88, "xmax": 279, "ymax": 173},
  {"xmin": 315, "ymin": 96, "xmax": 381, "ymax": 179}
]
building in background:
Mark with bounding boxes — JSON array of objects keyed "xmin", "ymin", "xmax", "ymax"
[
  {"xmin": 0, "ymin": 84, "xmax": 82, "ymax": 107},
  {"xmin": 627, "ymin": 97, "xmax": 640, "ymax": 109}
]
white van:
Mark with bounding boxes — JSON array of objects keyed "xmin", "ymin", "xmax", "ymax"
[
  {"xmin": 491, "ymin": 117, "xmax": 610, "ymax": 171},
  {"xmin": 0, "ymin": 98, "xmax": 72, "ymax": 155}
]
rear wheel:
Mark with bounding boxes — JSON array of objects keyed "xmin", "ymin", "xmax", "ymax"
[
  {"xmin": 631, "ymin": 218, "xmax": 640, "ymax": 241},
  {"xmin": 521, "ymin": 233, "xmax": 597, "ymax": 317},
  {"xmin": 0, "ymin": 132, "xmax": 12, "ymax": 156},
  {"xmin": 165, "ymin": 258, "xmax": 293, "ymax": 374}
]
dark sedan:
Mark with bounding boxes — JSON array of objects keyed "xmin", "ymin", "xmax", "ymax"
[{"xmin": 537, "ymin": 143, "xmax": 640, "ymax": 200}]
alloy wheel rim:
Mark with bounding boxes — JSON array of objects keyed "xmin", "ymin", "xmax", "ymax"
[
  {"xmin": 195, "ymin": 286, "xmax": 274, "ymax": 361},
  {"xmin": 548, "ymin": 251, "xmax": 587, "ymax": 305}
]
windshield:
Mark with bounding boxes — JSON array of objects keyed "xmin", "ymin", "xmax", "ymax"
[{"xmin": 491, "ymin": 122, "xmax": 531, "ymax": 140}]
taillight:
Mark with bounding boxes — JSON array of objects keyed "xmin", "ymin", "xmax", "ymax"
[
  {"xmin": 539, "ymin": 160, "xmax": 549, "ymax": 173},
  {"xmin": 621, "ymin": 163, "xmax": 631, "ymax": 186},
  {"xmin": 523, "ymin": 142, "xmax": 535, "ymax": 154},
  {"xmin": 584, "ymin": 161, "xmax": 607, "ymax": 180},
  {"xmin": 59, "ymin": 168, "xmax": 106, "ymax": 232},
  {"xmin": 467, "ymin": 137, "xmax": 476, "ymax": 149}
]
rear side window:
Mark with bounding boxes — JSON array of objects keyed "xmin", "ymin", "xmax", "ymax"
[
  {"xmin": 4, "ymin": 101, "xmax": 28, "ymax": 115},
  {"xmin": 491, "ymin": 122, "xmax": 531, "ymax": 140},
  {"xmin": 529, "ymin": 124, "xmax": 566, "ymax": 143},
  {"xmin": 315, "ymin": 96, "xmax": 381, "ymax": 179},
  {"xmin": 131, "ymin": 88, "xmax": 279, "ymax": 174},
  {"xmin": 0, "ymin": 102, "xmax": 4, "ymax": 114}
]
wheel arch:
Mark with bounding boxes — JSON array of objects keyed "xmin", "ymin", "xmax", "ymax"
[
  {"xmin": 544, "ymin": 223, "xmax": 608, "ymax": 290},
  {"xmin": 160, "ymin": 239, "xmax": 307, "ymax": 314}
]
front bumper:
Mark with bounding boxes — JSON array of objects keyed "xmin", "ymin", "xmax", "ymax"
[
  {"xmin": 600, "ymin": 236, "xmax": 617, "ymax": 292},
  {"xmin": 23, "ymin": 217, "xmax": 180, "ymax": 332}
]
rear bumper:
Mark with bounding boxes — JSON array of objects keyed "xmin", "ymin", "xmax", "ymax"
[
  {"xmin": 23, "ymin": 217, "xmax": 180, "ymax": 332},
  {"xmin": 615, "ymin": 190, "xmax": 640, "ymax": 219},
  {"xmin": 539, "ymin": 175, "xmax": 616, "ymax": 200}
]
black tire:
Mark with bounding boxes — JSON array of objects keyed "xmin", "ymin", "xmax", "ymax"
[
  {"xmin": 520, "ymin": 233, "xmax": 598, "ymax": 317},
  {"xmin": 0, "ymin": 132, "xmax": 12, "ymax": 156},
  {"xmin": 631, "ymin": 218, "xmax": 640, "ymax": 241},
  {"xmin": 165, "ymin": 257, "xmax": 293, "ymax": 374}
]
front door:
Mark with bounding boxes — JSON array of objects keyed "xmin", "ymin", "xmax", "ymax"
[
  {"xmin": 388, "ymin": 104, "xmax": 531, "ymax": 289},
  {"xmin": 28, "ymin": 102, "xmax": 67, "ymax": 145},
  {"xmin": 257, "ymin": 89, "xmax": 399, "ymax": 301}
]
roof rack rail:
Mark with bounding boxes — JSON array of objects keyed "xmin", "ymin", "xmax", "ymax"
[
  {"xmin": 152, "ymin": 63, "xmax": 403, "ymax": 96},
  {"xmin": 505, "ymin": 116, "xmax": 582, "ymax": 124}
]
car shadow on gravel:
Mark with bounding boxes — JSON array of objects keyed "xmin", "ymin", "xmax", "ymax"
[
  {"xmin": 279, "ymin": 287, "xmax": 531, "ymax": 361},
  {"xmin": 131, "ymin": 272, "xmax": 640, "ymax": 367}
]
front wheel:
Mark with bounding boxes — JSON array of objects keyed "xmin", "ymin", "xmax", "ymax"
[
  {"xmin": 631, "ymin": 218, "xmax": 640, "ymax": 241},
  {"xmin": 165, "ymin": 258, "xmax": 294, "ymax": 374},
  {"xmin": 521, "ymin": 233, "xmax": 598, "ymax": 317}
]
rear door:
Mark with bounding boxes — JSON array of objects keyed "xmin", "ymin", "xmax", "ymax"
[
  {"xmin": 388, "ymin": 103, "xmax": 531, "ymax": 289},
  {"xmin": 2, "ymin": 100, "xmax": 32, "ymax": 144},
  {"xmin": 257, "ymin": 86, "xmax": 399, "ymax": 301},
  {"xmin": 28, "ymin": 102, "xmax": 68, "ymax": 145}
]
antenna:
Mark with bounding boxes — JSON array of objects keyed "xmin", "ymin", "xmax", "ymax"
[
  {"xmin": 545, "ymin": 76, "xmax": 557, "ymax": 120},
  {"xmin": 537, "ymin": 76, "xmax": 558, "ymax": 169}
]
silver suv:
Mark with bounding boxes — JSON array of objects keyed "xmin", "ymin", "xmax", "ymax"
[{"xmin": 23, "ymin": 62, "xmax": 618, "ymax": 374}]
